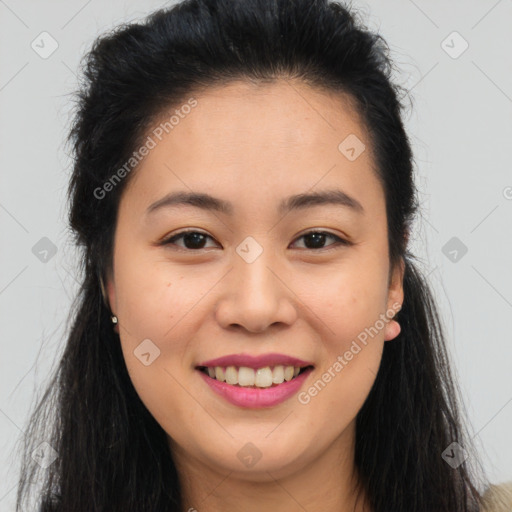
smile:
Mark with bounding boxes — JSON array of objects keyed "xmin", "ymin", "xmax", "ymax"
[
  {"xmin": 195, "ymin": 353, "xmax": 315, "ymax": 408},
  {"xmin": 197, "ymin": 365, "xmax": 313, "ymax": 388}
]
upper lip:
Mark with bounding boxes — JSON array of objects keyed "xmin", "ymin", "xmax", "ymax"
[{"xmin": 197, "ymin": 352, "xmax": 314, "ymax": 369}]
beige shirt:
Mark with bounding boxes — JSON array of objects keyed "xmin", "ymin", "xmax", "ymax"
[{"xmin": 481, "ymin": 481, "xmax": 512, "ymax": 512}]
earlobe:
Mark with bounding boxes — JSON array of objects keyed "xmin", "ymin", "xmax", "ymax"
[{"xmin": 384, "ymin": 318, "xmax": 401, "ymax": 341}]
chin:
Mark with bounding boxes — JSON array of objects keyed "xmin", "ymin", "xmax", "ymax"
[{"xmin": 195, "ymin": 434, "xmax": 312, "ymax": 481}]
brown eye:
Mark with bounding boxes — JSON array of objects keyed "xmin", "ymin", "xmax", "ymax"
[
  {"xmin": 162, "ymin": 230, "xmax": 219, "ymax": 250},
  {"xmin": 291, "ymin": 231, "xmax": 349, "ymax": 250}
]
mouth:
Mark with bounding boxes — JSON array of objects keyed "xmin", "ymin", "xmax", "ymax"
[
  {"xmin": 195, "ymin": 353, "xmax": 315, "ymax": 408},
  {"xmin": 196, "ymin": 364, "xmax": 315, "ymax": 388}
]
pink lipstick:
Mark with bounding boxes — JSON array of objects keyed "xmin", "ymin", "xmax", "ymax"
[{"xmin": 196, "ymin": 352, "xmax": 314, "ymax": 409}]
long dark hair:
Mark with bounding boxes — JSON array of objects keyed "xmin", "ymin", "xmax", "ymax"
[{"xmin": 15, "ymin": 0, "xmax": 491, "ymax": 510}]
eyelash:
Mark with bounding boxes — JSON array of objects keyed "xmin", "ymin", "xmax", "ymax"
[{"xmin": 159, "ymin": 229, "xmax": 351, "ymax": 252}]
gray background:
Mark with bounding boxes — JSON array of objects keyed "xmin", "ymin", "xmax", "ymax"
[{"xmin": 1, "ymin": 0, "xmax": 511, "ymax": 509}]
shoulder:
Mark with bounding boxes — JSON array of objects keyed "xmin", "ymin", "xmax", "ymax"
[{"xmin": 480, "ymin": 480, "xmax": 512, "ymax": 512}]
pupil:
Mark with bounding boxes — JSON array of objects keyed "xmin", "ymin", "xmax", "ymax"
[
  {"xmin": 184, "ymin": 232, "xmax": 206, "ymax": 249},
  {"xmin": 305, "ymin": 232, "xmax": 325, "ymax": 249}
]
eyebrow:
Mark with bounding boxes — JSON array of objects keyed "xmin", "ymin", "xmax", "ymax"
[{"xmin": 145, "ymin": 189, "xmax": 364, "ymax": 217}]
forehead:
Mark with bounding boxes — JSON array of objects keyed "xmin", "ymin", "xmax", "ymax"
[
  {"xmin": 121, "ymin": 79, "xmax": 381, "ymax": 216},
  {"xmin": 156, "ymin": 79, "xmax": 369, "ymax": 158}
]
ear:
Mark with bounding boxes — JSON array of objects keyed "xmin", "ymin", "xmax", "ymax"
[
  {"xmin": 105, "ymin": 272, "xmax": 117, "ymax": 315},
  {"xmin": 104, "ymin": 272, "xmax": 119, "ymax": 334},
  {"xmin": 384, "ymin": 257, "xmax": 405, "ymax": 341},
  {"xmin": 387, "ymin": 256, "xmax": 405, "ymax": 309}
]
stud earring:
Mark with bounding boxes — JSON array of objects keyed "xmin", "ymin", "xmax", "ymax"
[{"xmin": 111, "ymin": 315, "xmax": 118, "ymax": 325}]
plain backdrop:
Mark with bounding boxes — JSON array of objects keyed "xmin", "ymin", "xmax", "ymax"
[{"xmin": 1, "ymin": 0, "xmax": 511, "ymax": 509}]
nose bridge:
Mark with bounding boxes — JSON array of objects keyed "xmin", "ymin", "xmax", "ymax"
[
  {"xmin": 237, "ymin": 247, "xmax": 277, "ymax": 301},
  {"xmin": 215, "ymin": 236, "xmax": 297, "ymax": 332}
]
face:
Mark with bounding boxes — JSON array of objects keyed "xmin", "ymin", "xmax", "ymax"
[{"xmin": 106, "ymin": 80, "xmax": 404, "ymax": 482}]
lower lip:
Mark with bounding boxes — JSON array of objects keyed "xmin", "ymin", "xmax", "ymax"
[{"xmin": 198, "ymin": 368, "xmax": 313, "ymax": 409}]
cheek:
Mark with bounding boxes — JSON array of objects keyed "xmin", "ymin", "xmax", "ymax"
[
  {"xmin": 310, "ymin": 262, "xmax": 390, "ymax": 351},
  {"xmin": 303, "ymin": 261, "xmax": 389, "ymax": 420},
  {"xmin": 114, "ymin": 248, "xmax": 195, "ymax": 340},
  {"xmin": 299, "ymin": 276, "xmax": 387, "ymax": 431},
  {"xmin": 114, "ymin": 261, "xmax": 193, "ymax": 432}
]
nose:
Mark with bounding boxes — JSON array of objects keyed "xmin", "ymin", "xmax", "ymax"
[{"xmin": 214, "ymin": 247, "xmax": 298, "ymax": 333}]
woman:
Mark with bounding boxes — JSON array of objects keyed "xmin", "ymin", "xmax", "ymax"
[{"xmin": 15, "ymin": 0, "xmax": 511, "ymax": 510}]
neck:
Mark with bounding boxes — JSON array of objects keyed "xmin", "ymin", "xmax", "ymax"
[{"xmin": 170, "ymin": 420, "xmax": 372, "ymax": 512}]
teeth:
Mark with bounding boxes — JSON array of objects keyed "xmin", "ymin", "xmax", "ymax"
[
  {"xmin": 255, "ymin": 367, "xmax": 273, "ymax": 388},
  {"xmin": 215, "ymin": 367, "xmax": 225, "ymax": 382},
  {"xmin": 204, "ymin": 365, "xmax": 306, "ymax": 388},
  {"xmin": 225, "ymin": 366, "xmax": 238, "ymax": 385},
  {"xmin": 238, "ymin": 367, "xmax": 255, "ymax": 386},
  {"xmin": 272, "ymin": 365, "xmax": 284, "ymax": 384}
]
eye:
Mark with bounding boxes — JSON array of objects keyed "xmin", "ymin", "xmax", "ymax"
[
  {"xmin": 290, "ymin": 230, "xmax": 350, "ymax": 251},
  {"xmin": 160, "ymin": 230, "xmax": 219, "ymax": 251},
  {"xmin": 160, "ymin": 229, "xmax": 350, "ymax": 252}
]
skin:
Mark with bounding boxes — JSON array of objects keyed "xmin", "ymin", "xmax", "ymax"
[{"xmin": 106, "ymin": 79, "xmax": 404, "ymax": 512}]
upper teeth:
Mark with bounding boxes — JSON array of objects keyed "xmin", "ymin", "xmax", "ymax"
[{"xmin": 206, "ymin": 365, "xmax": 302, "ymax": 387}]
